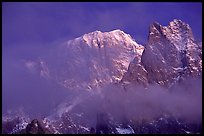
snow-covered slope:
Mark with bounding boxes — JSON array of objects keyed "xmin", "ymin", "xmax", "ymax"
[
  {"xmin": 24, "ymin": 29, "xmax": 144, "ymax": 91},
  {"xmin": 59, "ymin": 29, "xmax": 144, "ymax": 90}
]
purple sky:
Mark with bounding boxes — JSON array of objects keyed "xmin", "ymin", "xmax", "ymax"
[{"xmin": 2, "ymin": 2, "xmax": 202, "ymax": 47}]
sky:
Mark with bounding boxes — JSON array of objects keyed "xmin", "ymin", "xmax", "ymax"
[
  {"xmin": 2, "ymin": 2, "xmax": 202, "ymax": 47},
  {"xmin": 2, "ymin": 2, "xmax": 202, "ymax": 121}
]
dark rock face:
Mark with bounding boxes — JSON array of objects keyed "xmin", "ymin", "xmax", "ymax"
[
  {"xmin": 21, "ymin": 119, "xmax": 54, "ymax": 134},
  {"xmin": 96, "ymin": 113, "xmax": 109, "ymax": 134},
  {"xmin": 25, "ymin": 119, "xmax": 46, "ymax": 134},
  {"xmin": 122, "ymin": 19, "xmax": 202, "ymax": 87},
  {"xmin": 121, "ymin": 57, "xmax": 148, "ymax": 86},
  {"xmin": 90, "ymin": 127, "xmax": 95, "ymax": 134}
]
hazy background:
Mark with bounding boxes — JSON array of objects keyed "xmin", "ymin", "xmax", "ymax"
[{"xmin": 2, "ymin": 2, "xmax": 202, "ymax": 121}]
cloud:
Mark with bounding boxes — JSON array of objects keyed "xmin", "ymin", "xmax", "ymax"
[{"xmin": 62, "ymin": 77, "xmax": 202, "ymax": 125}]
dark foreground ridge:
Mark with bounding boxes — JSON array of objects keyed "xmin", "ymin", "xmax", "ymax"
[{"xmin": 2, "ymin": 113, "xmax": 202, "ymax": 134}]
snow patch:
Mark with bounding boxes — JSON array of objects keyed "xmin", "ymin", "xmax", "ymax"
[{"xmin": 116, "ymin": 126, "xmax": 135, "ymax": 134}]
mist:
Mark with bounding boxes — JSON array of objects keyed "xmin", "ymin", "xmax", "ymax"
[
  {"xmin": 2, "ymin": 42, "xmax": 202, "ymax": 126},
  {"xmin": 61, "ymin": 78, "xmax": 202, "ymax": 126},
  {"xmin": 46, "ymin": 77, "xmax": 202, "ymax": 131},
  {"xmin": 100, "ymin": 80, "xmax": 202, "ymax": 123},
  {"xmin": 2, "ymin": 43, "xmax": 73, "ymax": 118}
]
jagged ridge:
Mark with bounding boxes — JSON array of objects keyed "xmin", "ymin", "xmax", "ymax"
[{"xmin": 122, "ymin": 19, "xmax": 202, "ymax": 87}]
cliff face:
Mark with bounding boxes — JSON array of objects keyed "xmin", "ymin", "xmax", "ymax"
[
  {"xmin": 24, "ymin": 29, "xmax": 144, "ymax": 91},
  {"xmin": 22, "ymin": 20, "xmax": 201, "ymax": 89},
  {"xmin": 122, "ymin": 19, "xmax": 202, "ymax": 87}
]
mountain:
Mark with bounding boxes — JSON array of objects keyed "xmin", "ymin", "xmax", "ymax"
[
  {"xmin": 2, "ymin": 19, "xmax": 202, "ymax": 134},
  {"xmin": 24, "ymin": 29, "xmax": 144, "ymax": 91},
  {"xmin": 122, "ymin": 19, "xmax": 202, "ymax": 87},
  {"xmin": 23, "ymin": 20, "xmax": 201, "ymax": 90}
]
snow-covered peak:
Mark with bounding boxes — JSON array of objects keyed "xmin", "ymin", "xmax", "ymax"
[
  {"xmin": 53, "ymin": 29, "xmax": 145, "ymax": 91},
  {"xmin": 81, "ymin": 29, "xmax": 144, "ymax": 56},
  {"xmin": 109, "ymin": 29, "xmax": 132, "ymax": 40}
]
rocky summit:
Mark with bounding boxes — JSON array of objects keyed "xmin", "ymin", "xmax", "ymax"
[{"xmin": 122, "ymin": 19, "xmax": 202, "ymax": 87}]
